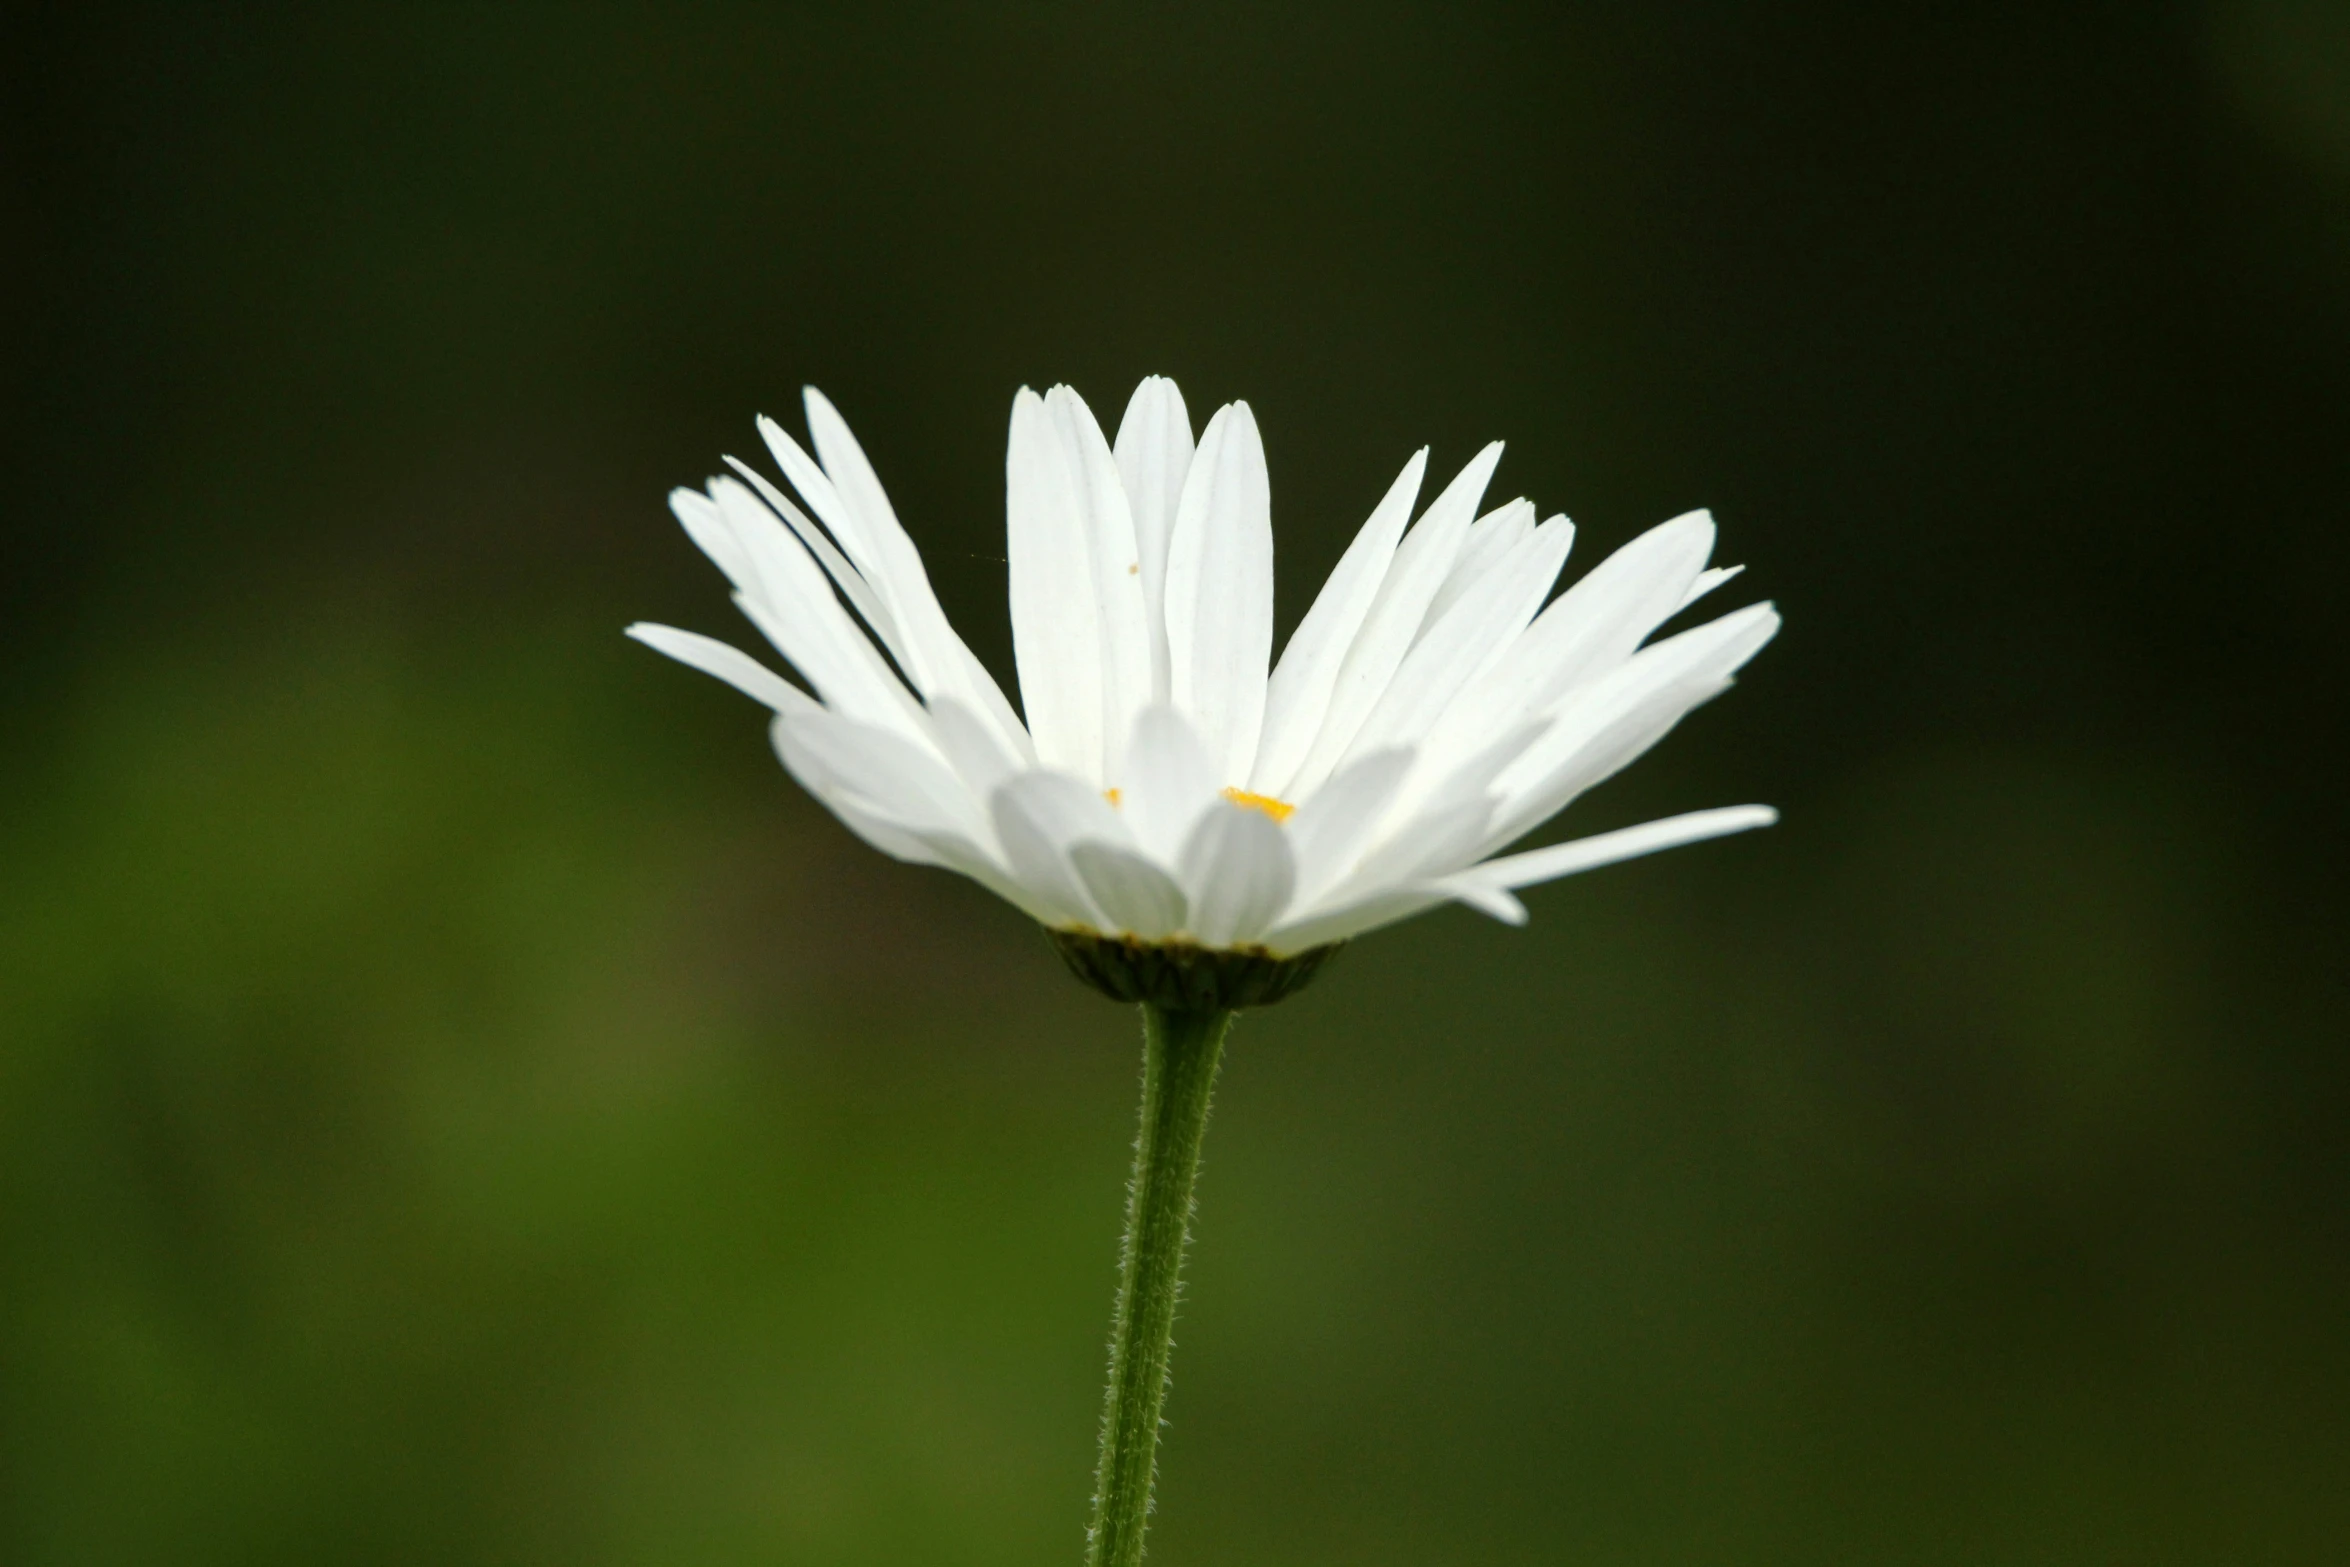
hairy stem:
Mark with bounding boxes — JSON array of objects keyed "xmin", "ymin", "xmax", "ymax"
[{"xmin": 1086, "ymin": 1004, "xmax": 1233, "ymax": 1567}]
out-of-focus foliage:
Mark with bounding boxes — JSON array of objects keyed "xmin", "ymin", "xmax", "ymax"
[{"xmin": 6, "ymin": 4, "xmax": 2345, "ymax": 1563}]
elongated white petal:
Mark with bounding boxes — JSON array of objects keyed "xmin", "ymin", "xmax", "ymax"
[
  {"xmin": 1007, "ymin": 388, "xmax": 1108, "ymax": 780},
  {"xmin": 1283, "ymin": 746, "xmax": 1414, "ymax": 906},
  {"xmin": 1463, "ymin": 805, "xmax": 1779, "ymax": 896},
  {"xmin": 1113, "ymin": 376, "xmax": 1194, "ymax": 702},
  {"xmin": 721, "ymin": 455, "xmax": 904, "ymax": 666},
  {"xmin": 1281, "ymin": 442, "xmax": 1504, "ymax": 798},
  {"xmin": 1251, "ymin": 449, "xmax": 1427, "ymax": 795},
  {"xmin": 729, "ymin": 586, "xmax": 931, "ymax": 750},
  {"xmin": 990, "ymin": 771, "xmax": 1130, "ymax": 928},
  {"xmin": 1485, "ymin": 602, "xmax": 1780, "ymax": 851},
  {"xmin": 1164, "ymin": 401, "xmax": 1274, "ymax": 784},
  {"xmin": 772, "ymin": 717, "xmax": 1054, "ymax": 919},
  {"xmin": 1378, "ymin": 717, "xmax": 1549, "ymax": 855},
  {"xmin": 1540, "ymin": 508, "xmax": 1719, "ymax": 673},
  {"xmin": 1491, "ymin": 511, "xmax": 1715, "ymax": 707},
  {"xmin": 1497, "ymin": 707, "xmax": 1707, "ymax": 858},
  {"xmin": 1432, "ymin": 875, "xmax": 1529, "ymax": 925},
  {"xmin": 775, "ymin": 704, "xmax": 985, "ymax": 844},
  {"xmin": 927, "ymin": 695, "xmax": 1023, "ymax": 800},
  {"xmin": 705, "ymin": 479, "xmax": 934, "ymax": 748},
  {"xmin": 627, "ymin": 624, "xmax": 813, "ymax": 715},
  {"xmin": 940, "ymin": 638, "xmax": 1037, "ymax": 764},
  {"xmin": 770, "ymin": 727, "xmax": 943, "ymax": 866},
  {"xmin": 1114, "ymin": 704, "xmax": 1222, "ymax": 868},
  {"xmin": 1047, "ymin": 385, "xmax": 1154, "ymax": 763},
  {"xmin": 703, "ymin": 474, "xmax": 824, "ymax": 612},
  {"xmin": 1518, "ymin": 598, "xmax": 1778, "ymax": 785},
  {"xmin": 669, "ymin": 487, "xmax": 759, "ymax": 594},
  {"xmin": 1314, "ymin": 793, "xmax": 1493, "ymax": 919},
  {"xmin": 1427, "ymin": 497, "xmax": 1541, "ymax": 624},
  {"xmin": 785, "ymin": 396, "xmax": 1036, "ymax": 760},
  {"xmin": 1259, "ymin": 883, "xmax": 1455, "ymax": 953},
  {"xmin": 688, "ymin": 474, "xmax": 918, "ymax": 733},
  {"xmin": 759, "ymin": 415, "xmax": 885, "ymax": 606},
  {"xmin": 1258, "ymin": 865, "xmax": 1527, "ymax": 951},
  {"xmin": 1177, "ymin": 802, "xmax": 1296, "ymax": 946},
  {"xmin": 1679, "ymin": 563, "xmax": 1743, "ymax": 612},
  {"xmin": 1415, "ymin": 509, "xmax": 1720, "ymax": 777},
  {"xmin": 1069, "ymin": 842, "xmax": 1190, "ymax": 940},
  {"xmin": 1342, "ymin": 515, "xmax": 1573, "ymax": 770},
  {"xmin": 801, "ymin": 387, "xmax": 908, "ymax": 581}
]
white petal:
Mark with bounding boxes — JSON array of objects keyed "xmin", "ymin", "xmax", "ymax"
[
  {"xmin": 1462, "ymin": 805, "xmax": 1778, "ymax": 895},
  {"xmin": 720, "ymin": 455, "xmax": 904, "ymax": 668},
  {"xmin": 1483, "ymin": 513, "xmax": 1714, "ymax": 706},
  {"xmin": 1415, "ymin": 509, "xmax": 1720, "ymax": 776},
  {"xmin": 1256, "ymin": 865, "xmax": 1527, "ymax": 952},
  {"xmin": 1047, "ymin": 385, "xmax": 1154, "ymax": 764},
  {"xmin": 687, "ymin": 474, "xmax": 912, "ymax": 726},
  {"xmin": 1518, "ymin": 507, "xmax": 1717, "ymax": 692},
  {"xmin": 1006, "ymin": 388, "xmax": 1108, "ymax": 780},
  {"xmin": 706, "ymin": 478, "xmax": 933, "ymax": 747},
  {"xmin": 1678, "ymin": 563, "xmax": 1744, "ymax": 612},
  {"xmin": 1487, "ymin": 698, "xmax": 1716, "ymax": 857},
  {"xmin": 626, "ymin": 624, "xmax": 814, "ymax": 715},
  {"xmin": 1177, "ymin": 802, "xmax": 1297, "ymax": 947},
  {"xmin": 1113, "ymin": 704, "xmax": 1222, "ymax": 868},
  {"xmin": 1250, "ymin": 448, "xmax": 1427, "ymax": 795},
  {"xmin": 1427, "ymin": 497, "xmax": 1541, "ymax": 625},
  {"xmin": 801, "ymin": 387, "xmax": 909, "ymax": 586},
  {"xmin": 927, "ymin": 695, "xmax": 1023, "ymax": 800},
  {"xmin": 1282, "ymin": 747, "xmax": 1414, "ymax": 907},
  {"xmin": 938, "ymin": 637, "xmax": 1037, "ymax": 765},
  {"xmin": 1315, "ymin": 793, "xmax": 1493, "ymax": 918},
  {"xmin": 1069, "ymin": 842, "xmax": 1190, "ymax": 940},
  {"xmin": 770, "ymin": 734, "xmax": 941, "ymax": 866},
  {"xmin": 772, "ymin": 716, "xmax": 1052, "ymax": 919},
  {"xmin": 1430, "ymin": 875, "xmax": 1529, "ymax": 924},
  {"xmin": 1113, "ymin": 376, "xmax": 1194, "ymax": 702},
  {"xmin": 1280, "ymin": 442, "xmax": 1504, "ymax": 798},
  {"xmin": 1164, "ymin": 401, "xmax": 1274, "ymax": 784},
  {"xmin": 989, "ymin": 770, "xmax": 1129, "ymax": 928},
  {"xmin": 1484, "ymin": 602, "xmax": 1781, "ymax": 851},
  {"xmin": 1340, "ymin": 515, "xmax": 1573, "ymax": 769},
  {"xmin": 728, "ymin": 585, "xmax": 930, "ymax": 749},
  {"xmin": 668, "ymin": 486, "xmax": 759, "ymax": 595},
  {"xmin": 1447, "ymin": 808, "xmax": 1776, "ymax": 920},
  {"xmin": 787, "ymin": 397, "xmax": 1038, "ymax": 761},
  {"xmin": 1376, "ymin": 717, "xmax": 1550, "ymax": 856},
  {"xmin": 774, "ymin": 703, "xmax": 984, "ymax": 844},
  {"xmin": 703, "ymin": 474, "xmax": 826, "ymax": 612},
  {"xmin": 758, "ymin": 413, "xmax": 885, "ymax": 610},
  {"xmin": 1258, "ymin": 884, "xmax": 1454, "ymax": 954},
  {"xmin": 1306, "ymin": 721, "xmax": 1544, "ymax": 917}
]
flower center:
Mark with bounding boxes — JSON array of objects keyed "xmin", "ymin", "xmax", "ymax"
[{"xmin": 1220, "ymin": 787, "xmax": 1295, "ymax": 823}]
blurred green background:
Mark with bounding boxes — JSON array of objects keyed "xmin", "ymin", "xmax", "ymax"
[{"xmin": 6, "ymin": 3, "xmax": 2347, "ymax": 1562}]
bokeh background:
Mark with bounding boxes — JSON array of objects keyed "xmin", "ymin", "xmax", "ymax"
[{"xmin": 7, "ymin": 3, "xmax": 2348, "ymax": 1562}]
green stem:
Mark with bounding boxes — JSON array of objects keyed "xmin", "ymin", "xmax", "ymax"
[{"xmin": 1086, "ymin": 1003, "xmax": 1234, "ymax": 1567}]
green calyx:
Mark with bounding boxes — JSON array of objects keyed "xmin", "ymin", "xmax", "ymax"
[{"xmin": 1048, "ymin": 929, "xmax": 1343, "ymax": 1010}]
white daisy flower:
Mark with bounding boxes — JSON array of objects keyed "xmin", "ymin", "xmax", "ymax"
[{"xmin": 630, "ymin": 377, "xmax": 1778, "ymax": 1000}]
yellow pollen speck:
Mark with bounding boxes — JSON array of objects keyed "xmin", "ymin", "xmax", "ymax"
[
  {"xmin": 1221, "ymin": 787, "xmax": 1295, "ymax": 823},
  {"xmin": 1127, "ymin": 562, "xmax": 1140, "ymax": 574},
  {"xmin": 1103, "ymin": 788, "xmax": 1122, "ymax": 808}
]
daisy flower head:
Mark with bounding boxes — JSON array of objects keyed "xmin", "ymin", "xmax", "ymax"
[{"xmin": 631, "ymin": 377, "xmax": 1779, "ymax": 1007}]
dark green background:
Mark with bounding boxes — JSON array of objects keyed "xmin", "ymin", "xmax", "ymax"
[{"xmin": 7, "ymin": 3, "xmax": 2346, "ymax": 1562}]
